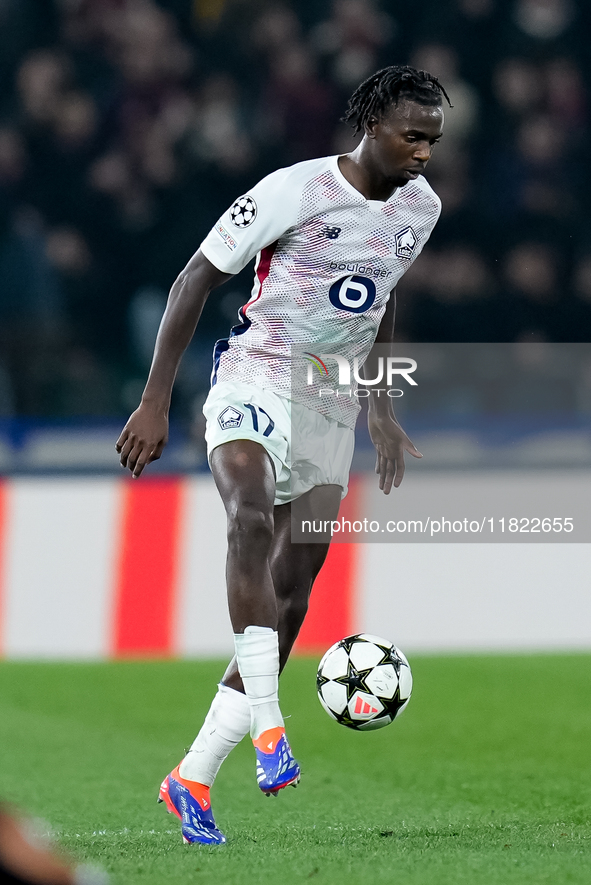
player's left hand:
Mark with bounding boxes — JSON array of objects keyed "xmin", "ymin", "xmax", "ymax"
[{"xmin": 368, "ymin": 412, "xmax": 422, "ymax": 494}]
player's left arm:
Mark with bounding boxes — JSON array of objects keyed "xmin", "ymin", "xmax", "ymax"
[{"xmin": 365, "ymin": 288, "xmax": 422, "ymax": 494}]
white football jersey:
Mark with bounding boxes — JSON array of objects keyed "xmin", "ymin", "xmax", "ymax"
[{"xmin": 200, "ymin": 155, "xmax": 441, "ymax": 427}]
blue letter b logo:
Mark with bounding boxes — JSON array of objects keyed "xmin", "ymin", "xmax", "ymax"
[{"xmin": 329, "ymin": 275, "xmax": 377, "ymax": 314}]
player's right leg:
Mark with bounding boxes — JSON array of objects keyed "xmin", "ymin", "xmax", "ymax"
[
  {"xmin": 221, "ymin": 484, "xmax": 341, "ymax": 689},
  {"xmin": 160, "ymin": 382, "xmax": 298, "ymax": 840},
  {"xmin": 209, "ymin": 439, "xmax": 300, "ymax": 794},
  {"xmin": 162, "ymin": 483, "xmax": 340, "ymax": 839},
  {"xmin": 210, "ymin": 439, "xmax": 279, "ymax": 631},
  {"xmin": 159, "ymin": 438, "xmax": 292, "ymax": 841}
]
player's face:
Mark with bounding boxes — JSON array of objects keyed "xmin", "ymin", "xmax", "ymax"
[{"xmin": 367, "ymin": 100, "xmax": 444, "ymax": 187}]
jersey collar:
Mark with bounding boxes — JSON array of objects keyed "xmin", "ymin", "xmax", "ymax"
[{"xmin": 331, "ymin": 155, "xmax": 388, "ymax": 211}]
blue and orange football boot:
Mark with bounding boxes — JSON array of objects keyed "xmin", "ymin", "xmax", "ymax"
[
  {"xmin": 158, "ymin": 765, "xmax": 226, "ymax": 845},
  {"xmin": 253, "ymin": 727, "xmax": 301, "ymax": 796}
]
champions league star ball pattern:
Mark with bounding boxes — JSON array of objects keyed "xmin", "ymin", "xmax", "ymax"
[
  {"xmin": 230, "ymin": 195, "xmax": 257, "ymax": 228},
  {"xmin": 316, "ymin": 634, "xmax": 412, "ymax": 730}
]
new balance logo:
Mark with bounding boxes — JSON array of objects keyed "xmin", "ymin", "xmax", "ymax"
[
  {"xmin": 322, "ymin": 226, "xmax": 341, "ymax": 240},
  {"xmin": 354, "ymin": 696, "xmax": 378, "ymax": 715}
]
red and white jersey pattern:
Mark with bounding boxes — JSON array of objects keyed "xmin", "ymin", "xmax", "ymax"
[{"xmin": 200, "ymin": 155, "xmax": 441, "ymax": 427}]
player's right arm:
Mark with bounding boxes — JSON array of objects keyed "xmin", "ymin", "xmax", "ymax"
[
  {"xmin": 116, "ymin": 251, "xmax": 231, "ymax": 478},
  {"xmin": 117, "ymin": 164, "xmax": 305, "ymax": 477}
]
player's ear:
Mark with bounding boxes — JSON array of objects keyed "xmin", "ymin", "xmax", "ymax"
[{"xmin": 364, "ymin": 115, "xmax": 379, "ymax": 139}]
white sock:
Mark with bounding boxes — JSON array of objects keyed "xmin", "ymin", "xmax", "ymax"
[
  {"xmin": 178, "ymin": 683, "xmax": 250, "ymax": 786},
  {"xmin": 234, "ymin": 626, "xmax": 283, "ymax": 740}
]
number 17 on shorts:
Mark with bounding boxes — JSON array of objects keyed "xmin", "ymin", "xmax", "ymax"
[{"xmin": 243, "ymin": 403, "xmax": 275, "ymax": 438}]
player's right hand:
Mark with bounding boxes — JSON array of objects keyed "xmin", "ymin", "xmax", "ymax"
[{"xmin": 116, "ymin": 404, "xmax": 169, "ymax": 479}]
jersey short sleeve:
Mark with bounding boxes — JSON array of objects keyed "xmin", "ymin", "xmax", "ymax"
[{"xmin": 200, "ymin": 166, "xmax": 304, "ymax": 275}]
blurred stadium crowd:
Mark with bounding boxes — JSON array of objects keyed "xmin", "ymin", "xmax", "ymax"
[{"xmin": 0, "ymin": 0, "xmax": 590, "ymax": 419}]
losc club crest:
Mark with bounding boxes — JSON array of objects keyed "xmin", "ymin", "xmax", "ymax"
[
  {"xmin": 218, "ymin": 406, "xmax": 243, "ymax": 430},
  {"xmin": 394, "ymin": 226, "xmax": 417, "ymax": 260}
]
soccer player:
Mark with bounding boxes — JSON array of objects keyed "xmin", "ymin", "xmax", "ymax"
[{"xmin": 116, "ymin": 66, "xmax": 448, "ymax": 845}]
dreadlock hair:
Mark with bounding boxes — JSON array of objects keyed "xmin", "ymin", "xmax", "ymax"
[{"xmin": 343, "ymin": 65, "xmax": 452, "ymax": 134}]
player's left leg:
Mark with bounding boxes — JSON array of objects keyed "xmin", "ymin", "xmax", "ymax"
[{"xmin": 273, "ymin": 484, "xmax": 342, "ymax": 668}]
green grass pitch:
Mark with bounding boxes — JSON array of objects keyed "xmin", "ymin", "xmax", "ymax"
[{"xmin": 0, "ymin": 655, "xmax": 590, "ymax": 885}]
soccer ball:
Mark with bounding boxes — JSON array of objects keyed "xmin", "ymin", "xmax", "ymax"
[
  {"xmin": 316, "ymin": 633, "xmax": 412, "ymax": 731},
  {"xmin": 230, "ymin": 195, "xmax": 257, "ymax": 227}
]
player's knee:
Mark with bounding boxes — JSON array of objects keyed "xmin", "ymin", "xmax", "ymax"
[{"xmin": 227, "ymin": 500, "xmax": 274, "ymax": 552}]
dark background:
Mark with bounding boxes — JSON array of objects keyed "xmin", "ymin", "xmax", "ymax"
[{"xmin": 0, "ymin": 0, "xmax": 589, "ymax": 422}]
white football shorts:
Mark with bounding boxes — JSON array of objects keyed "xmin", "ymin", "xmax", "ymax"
[{"xmin": 203, "ymin": 380, "xmax": 355, "ymax": 505}]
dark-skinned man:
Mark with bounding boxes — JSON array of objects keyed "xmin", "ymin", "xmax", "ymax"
[{"xmin": 117, "ymin": 65, "xmax": 449, "ymax": 845}]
